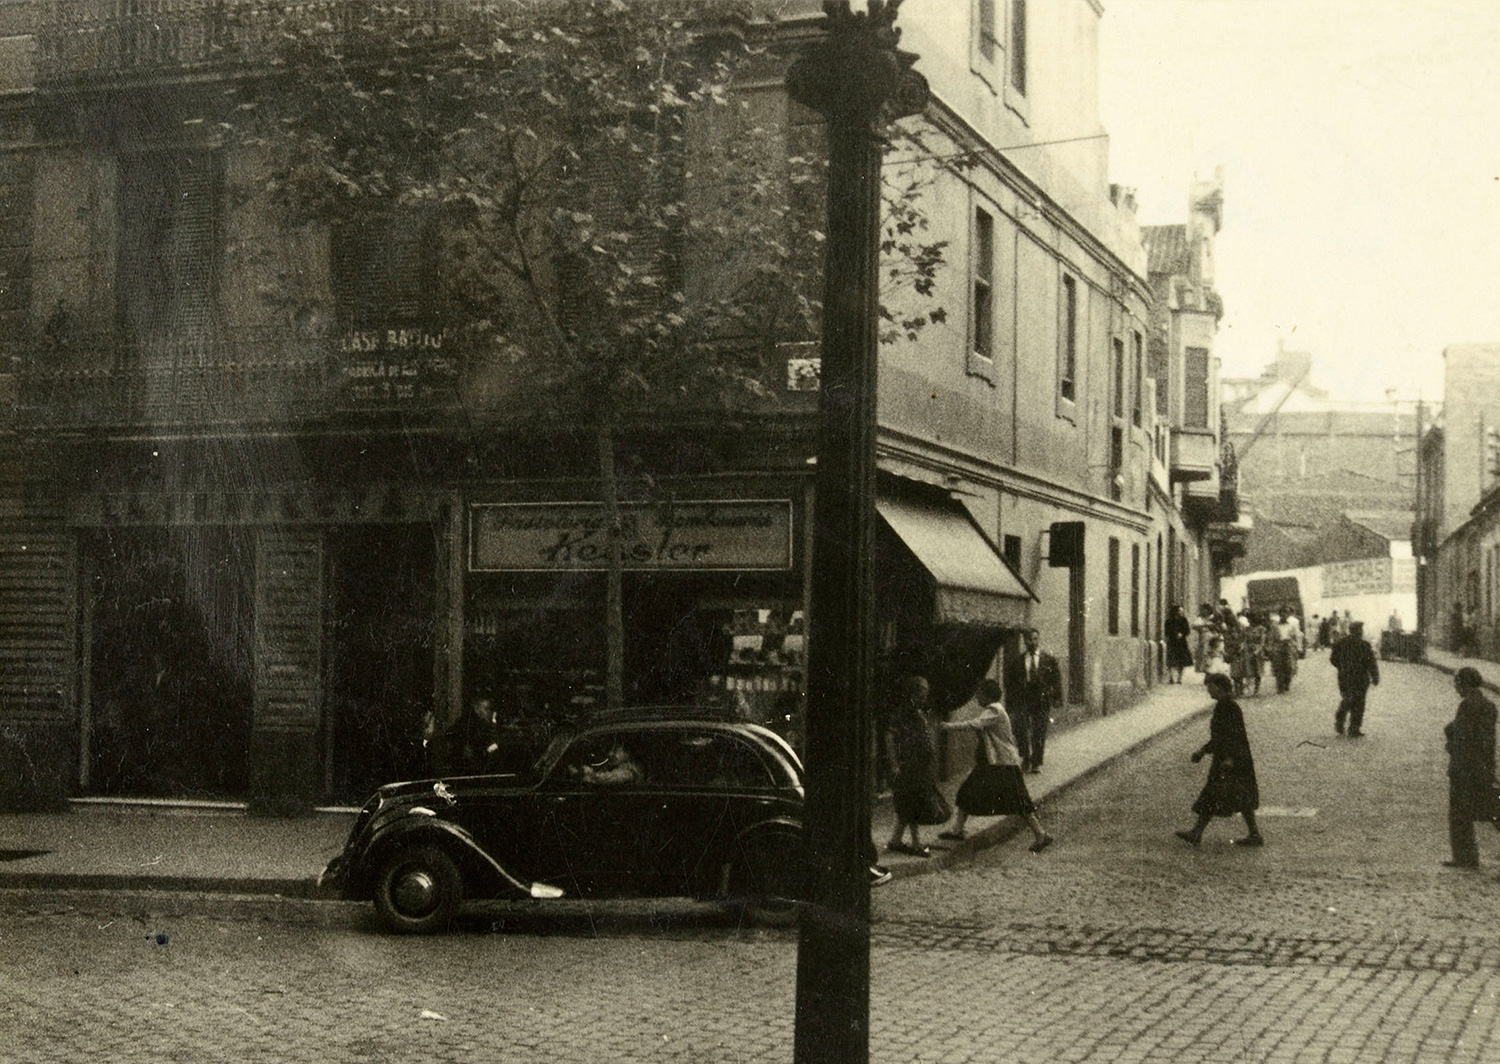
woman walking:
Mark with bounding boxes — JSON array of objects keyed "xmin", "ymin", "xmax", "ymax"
[
  {"xmin": 1444, "ymin": 667, "xmax": 1497, "ymax": 869},
  {"xmin": 1176, "ymin": 672, "xmax": 1263, "ymax": 848},
  {"xmin": 1166, "ymin": 605, "xmax": 1193, "ymax": 684},
  {"xmin": 936, "ymin": 678, "xmax": 1053, "ymax": 852},
  {"xmin": 885, "ymin": 674, "xmax": 947, "ymax": 858},
  {"xmin": 1241, "ymin": 613, "xmax": 1267, "ymax": 696}
]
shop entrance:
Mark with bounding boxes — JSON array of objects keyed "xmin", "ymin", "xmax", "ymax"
[
  {"xmin": 323, "ymin": 524, "xmax": 436, "ymax": 805},
  {"xmin": 85, "ymin": 528, "xmax": 254, "ymax": 799}
]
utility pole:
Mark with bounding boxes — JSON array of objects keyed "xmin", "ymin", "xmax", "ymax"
[{"xmin": 786, "ymin": 3, "xmax": 926, "ymax": 1062}]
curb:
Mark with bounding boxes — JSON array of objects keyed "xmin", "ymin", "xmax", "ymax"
[
  {"xmin": 1419, "ymin": 654, "xmax": 1500, "ymax": 697},
  {"xmin": 0, "ymin": 872, "xmax": 323, "ymax": 897},
  {"xmin": 0, "ymin": 887, "xmax": 366, "ymax": 928},
  {"xmin": 0, "ymin": 701, "xmax": 1215, "ymax": 919}
]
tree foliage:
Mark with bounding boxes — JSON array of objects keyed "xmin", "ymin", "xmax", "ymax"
[{"xmin": 229, "ymin": 0, "xmax": 949, "ymax": 421}]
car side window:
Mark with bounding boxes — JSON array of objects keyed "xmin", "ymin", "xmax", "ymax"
[
  {"xmin": 671, "ymin": 732, "xmax": 775, "ymax": 790},
  {"xmin": 558, "ymin": 732, "xmax": 649, "ymax": 788}
]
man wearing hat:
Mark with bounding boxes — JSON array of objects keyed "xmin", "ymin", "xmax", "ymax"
[{"xmin": 1330, "ymin": 620, "xmax": 1380, "ymax": 737}]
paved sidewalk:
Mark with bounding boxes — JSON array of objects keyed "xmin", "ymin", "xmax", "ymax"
[
  {"xmin": 1422, "ymin": 643, "xmax": 1500, "ymax": 688},
  {"xmin": 0, "ymin": 676, "xmax": 1215, "ymax": 904},
  {"xmin": 872, "ymin": 675, "xmax": 1209, "ymax": 878}
]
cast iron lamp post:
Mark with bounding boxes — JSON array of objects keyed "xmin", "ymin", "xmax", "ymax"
[{"xmin": 787, "ymin": 3, "xmax": 926, "ymax": 1062}]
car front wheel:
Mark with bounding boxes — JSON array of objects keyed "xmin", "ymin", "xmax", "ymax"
[{"xmin": 373, "ymin": 845, "xmax": 463, "ymax": 934}]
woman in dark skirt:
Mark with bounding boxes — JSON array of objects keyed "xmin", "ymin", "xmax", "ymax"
[
  {"xmin": 936, "ymin": 678, "xmax": 1053, "ymax": 852},
  {"xmin": 885, "ymin": 675, "xmax": 947, "ymax": 858},
  {"xmin": 1165, "ymin": 605, "xmax": 1194, "ymax": 683},
  {"xmin": 1176, "ymin": 672, "xmax": 1264, "ymax": 848}
]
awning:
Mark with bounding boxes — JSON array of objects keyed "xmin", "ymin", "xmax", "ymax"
[{"xmin": 877, "ymin": 496, "xmax": 1037, "ymax": 628}]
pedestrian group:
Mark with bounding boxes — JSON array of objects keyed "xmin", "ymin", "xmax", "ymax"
[{"xmin": 878, "ymin": 606, "xmax": 1499, "ymax": 875}]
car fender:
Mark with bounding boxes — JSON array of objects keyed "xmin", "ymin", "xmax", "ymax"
[
  {"xmin": 726, "ymin": 816, "xmax": 804, "ymax": 882},
  {"xmin": 730, "ymin": 815, "xmax": 803, "ymax": 851},
  {"xmin": 362, "ymin": 816, "xmax": 535, "ymax": 900},
  {"xmin": 720, "ymin": 816, "xmax": 804, "ymax": 912}
]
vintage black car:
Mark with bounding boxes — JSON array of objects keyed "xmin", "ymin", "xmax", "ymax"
[{"xmin": 321, "ymin": 712, "xmax": 806, "ymax": 933}]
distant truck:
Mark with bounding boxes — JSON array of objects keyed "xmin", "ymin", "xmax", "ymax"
[{"xmin": 1245, "ymin": 576, "xmax": 1303, "ymax": 620}]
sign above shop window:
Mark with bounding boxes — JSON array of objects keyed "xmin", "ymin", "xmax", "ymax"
[
  {"xmin": 338, "ymin": 326, "xmax": 459, "ymax": 407},
  {"xmin": 469, "ymin": 500, "xmax": 794, "ymax": 572}
]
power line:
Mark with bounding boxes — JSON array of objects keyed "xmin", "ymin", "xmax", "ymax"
[{"xmin": 883, "ymin": 131, "xmax": 1113, "ymax": 167}]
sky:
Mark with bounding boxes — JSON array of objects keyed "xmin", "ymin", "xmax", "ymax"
[{"xmin": 1097, "ymin": 0, "xmax": 1500, "ymax": 404}]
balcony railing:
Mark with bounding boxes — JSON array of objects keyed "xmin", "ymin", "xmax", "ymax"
[
  {"xmin": 34, "ymin": 1, "xmax": 469, "ymax": 83},
  {"xmin": 15, "ymin": 327, "xmax": 463, "ymax": 430}
]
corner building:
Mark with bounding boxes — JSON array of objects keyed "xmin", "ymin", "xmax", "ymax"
[{"xmin": 0, "ymin": 1, "xmax": 1231, "ymax": 812}]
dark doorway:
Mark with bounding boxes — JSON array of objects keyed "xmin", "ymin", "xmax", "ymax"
[
  {"xmin": 323, "ymin": 524, "xmax": 436, "ymax": 804},
  {"xmin": 86, "ymin": 527, "xmax": 254, "ymax": 799}
]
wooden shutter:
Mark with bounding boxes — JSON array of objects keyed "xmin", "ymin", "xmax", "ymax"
[
  {"xmin": 0, "ymin": 525, "xmax": 77, "ymax": 721},
  {"xmin": 252, "ymin": 528, "xmax": 323, "ymax": 810},
  {"xmin": 1184, "ymin": 346, "xmax": 1210, "ymax": 428}
]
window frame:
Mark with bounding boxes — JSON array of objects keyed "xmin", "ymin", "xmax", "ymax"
[
  {"xmin": 1184, "ymin": 346, "xmax": 1211, "ymax": 429},
  {"xmin": 1058, "ymin": 272, "xmax": 1078, "ymax": 407},
  {"xmin": 971, "ymin": 0, "xmax": 1001, "ymax": 89},
  {"xmin": 1112, "ymin": 336, "xmax": 1125, "ymax": 420},
  {"xmin": 970, "ymin": 205, "xmax": 996, "ymax": 377},
  {"xmin": 1107, "ymin": 536, "xmax": 1121, "ymax": 637},
  {"xmin": 1132, "ymin": 330, "xmax": 1144, "ymax": 427},
  {"xmin": 115, "ymin": 146, "xmax": 223, "ymax": 353},
  {"xmin": 1130, "ymin": 542, "xmax": 1141, "ymax": 637},
  {"xmin": 1008, "ymin": 0, "xmax": 1028, "ymax": 97}
]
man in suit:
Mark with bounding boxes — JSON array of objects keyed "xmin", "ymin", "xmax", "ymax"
[
  {"xmin": 1330, "ymin": 620, "xmax": 1380, "ymax": 737},
  {"xmin": 1004, "ymin": 627, "xmax": 1064, "ymax": 774}
]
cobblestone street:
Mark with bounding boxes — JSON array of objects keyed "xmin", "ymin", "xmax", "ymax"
[{"xmin": 7, "ymin": 656, "xmax": 1500, "ymax": 1063}]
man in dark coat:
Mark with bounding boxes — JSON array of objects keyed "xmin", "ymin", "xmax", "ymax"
[
  {"xmin": 1329, "ymin": 620, "xmax": 1380, "ymax": 737},
  {"xmin": 1445, "ymin": 667, "xmax": 1497, "ymax": 869},
  {"xmin": 1003, "ymin": 627, "xmax": 1063, "ymax": 774}
]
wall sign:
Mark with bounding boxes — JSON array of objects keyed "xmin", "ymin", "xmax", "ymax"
[
  {"xmin": 469, "ymin": 500, "xmax": 794, "ymax": 572},
  {"xmin": 339, "ymin": 327, "xmax": 459, "ymax": 407},
  {"xmin": 1322, "ymin": 557, "xmax": 1393, "ymax": 598}
]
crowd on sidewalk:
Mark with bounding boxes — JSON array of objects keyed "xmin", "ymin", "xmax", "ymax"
[{"xmin": 1169, "ymin": 599, "xmax": 1309, "ymax": 698}]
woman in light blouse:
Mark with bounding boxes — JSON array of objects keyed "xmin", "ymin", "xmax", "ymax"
[{"xmin": 938, "ymin": 677, "xmax": 1053, "ymax": 853}]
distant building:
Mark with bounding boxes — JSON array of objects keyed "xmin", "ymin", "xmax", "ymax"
[
  {"xmin": 1140, "ymin": 168, "xmax": 1246, "ymax": 621},
  {"xmin": 1222, "ymin": 347, "xmax": 1421, "ymax": 578},
  {"xmin": 1417, "ymin": 343, "xmax": 1500, "ymax": 652}
]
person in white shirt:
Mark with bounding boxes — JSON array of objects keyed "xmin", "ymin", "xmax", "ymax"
[{"xmin": 937, "ymin": 678, "xmax": 1053, "ymax": 852}]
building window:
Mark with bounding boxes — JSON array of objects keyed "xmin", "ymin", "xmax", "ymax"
[
  {"xmin": 977, "ymin": 0, "xmax": 998, "ymax": 63},
  {"xmin": 1130, "ymin": 543, "xmax": 1141, "ymax": 637},
  {"xmin": 1112, "ymin": 337, "xmax": 1125, "ymax": 419},
  {"xmin": 1003, "ymin": 534, "xmax": 1022, "ymax": 572},
  {"xmin": 333, "ymin": 210, "xmax": 439, "ymax": 329},
  {"xmin": 1107, "ymin": 536, "xmax": 1120, "ymax": 636},
  {"xmin": 117, "ymin": 149, "xmax": 220, "ymax": 352},
  {"xmin": 1184, "ymin": 346, "xmax": 1210, "ymax": 428},
  {"xmin": 1059, "ymin": 274, "xmax": 1077, "ymax": 403},
  {"xmin": 973, "ymin": 207, "xmax": 994, "ymax": 361},
  {"xmin": 1009, "ymin": 0, "xmax": 1027, "ymax": 95},
  {"xmin": 1156, "ymin": 533, "xmax": 1164, "ymax": 637},
  {"xmin": 1132, "ymin": 331, "xmax": 1144, "ymax": 427},
  {"xmin": 1149, "ymin": 333, "xmax": 1169, "ymax": 417},
  {"xmin": 1110, "ymin": 426, "xmax": 1124, "ymax": 501}
]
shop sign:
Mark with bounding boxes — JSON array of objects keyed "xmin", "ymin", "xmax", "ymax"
[
  {"xmin": 469, "ymin": 500, "xmax": 793, "ymax": 572},
  {"xmin": 1322, "ymin": 557, "xmax": 1393, "ymax": 598},
  {"xmin": 339, "ymin": 326, "xmax": 459, "ymax": 407}
]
